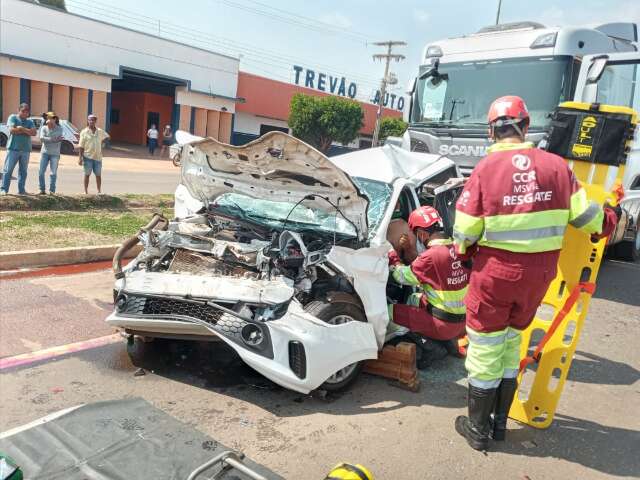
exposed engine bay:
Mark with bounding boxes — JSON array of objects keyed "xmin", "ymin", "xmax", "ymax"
[{"xmin": 118, "ymin": 205, "xmax": 359, "ymax": 325}]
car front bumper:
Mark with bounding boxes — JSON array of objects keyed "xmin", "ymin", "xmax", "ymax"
[{"xmin": 106, "ymin": 300, "xmax": 377, "ymax": 394}]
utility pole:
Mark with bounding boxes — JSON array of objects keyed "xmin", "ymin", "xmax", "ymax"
[
  {"xmin": 371, "ymin": 41, "xmax": 406, "ymax": 146},
  {"xmin": 495, "ymin": 0, "xmax": 503, "ymax": 25}
]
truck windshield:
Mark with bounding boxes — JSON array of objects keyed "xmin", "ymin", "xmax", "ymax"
[{"xmin": 411, "ymin": 56, "xmax": 575, "ymax": 130}]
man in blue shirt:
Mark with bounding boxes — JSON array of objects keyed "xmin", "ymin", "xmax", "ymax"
[{"xmin": 1, "ymin": 103, "xmax": 37, "ymax": 195}]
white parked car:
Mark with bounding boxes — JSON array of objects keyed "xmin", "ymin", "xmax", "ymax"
[
  {"xmin": 106, "ymin": 131, "xmax": 460, "ymax": 394},
  {"xmin": 0, "ymin": 117, "xmax": 79, "ymax": 154}
]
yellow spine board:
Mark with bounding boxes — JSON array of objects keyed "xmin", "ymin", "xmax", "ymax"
[{"xmin": 509, "ymin": 103, "xmax": 637, "ymax": 428}]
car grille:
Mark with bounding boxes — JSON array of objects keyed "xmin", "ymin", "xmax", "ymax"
[
  {"xmin": 168, "ymin": 249, "xmax": 258, "ymax": 278},
  {"xmin": 117, "ymin": 293, "xmax": 275, "ymax": 359},
  {"xmin": 119, "ymin": 295, "xmax": 224, "ymax": 325},
  {"xmin": 143, "ymin": 297, "xmax": 224, "ymax": 324}
]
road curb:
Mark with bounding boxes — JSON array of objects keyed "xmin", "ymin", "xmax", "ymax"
[{"xmin": 0, "ymin": 244, "xmax": 142, "ymax": 271}]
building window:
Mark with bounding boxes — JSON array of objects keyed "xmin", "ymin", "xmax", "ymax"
[
  {"xmin": 359, "ymin": 138, "xmax": 372, "ymax": 149},
  {"xmin": 111, "ymin": 109, "xmax": 120, "ymax": 125},
  {"xmin": 260, "ymin": 124, "xmax": 288, "ymax": 135}
]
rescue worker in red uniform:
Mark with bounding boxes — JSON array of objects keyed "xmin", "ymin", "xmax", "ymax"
[
  {"xmin": 388, "ymin": 206, "xmax": 470, "ymax": 351},
  {"xmin": 453, "ymin": 96, "xmax": 619, "ymax": 451}
]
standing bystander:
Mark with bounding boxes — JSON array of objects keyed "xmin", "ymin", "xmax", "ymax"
[
  {"xmin": 147, "ymin": 124, "xmax": 159, "ymax": 156},
  {"xmin": 38, "ymin": 112, "xmax": 63, "ymax": 195},
  {"xmin": 1, "ymin": 103, "xmax": 36, "ymax": 195},
  {"xmin": 78, "ymin": 114, "xmax": 110, "ymax": 195},
  {"xmin": 160, "ymin": 124, "xmax": 173, "ymax": 157}
]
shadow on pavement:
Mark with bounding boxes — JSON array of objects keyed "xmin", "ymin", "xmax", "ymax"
[
  {"xmin": 124, "ymin": 337, "xmax": 468, "ymax": 416},
  {"xmin": 498, "ymin": 413, "xmax": 640, "ymax": 478},
  {"xmin": 568, "ymin": 350, "xmax": 640, "ymax": 386},
  {"xmin": 594, "ymin": 260, "xmax": 640, "ymax": 307}
]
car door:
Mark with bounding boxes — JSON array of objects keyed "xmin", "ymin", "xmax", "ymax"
[{"xmin": 30, "ymin": 117, "xmax": 43, "ymax": 148}]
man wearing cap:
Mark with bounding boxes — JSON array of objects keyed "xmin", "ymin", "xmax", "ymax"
[
  {"xmin": 38, "ymin": 112, "xmax": 64, "ymax": 195},
  {"xmin": 1, "ymin": 103, "xmax": 37, "ymax": 195},
  {"xmin": 388, "ymin": 206, "xmax": 470, "ymax": 364},
  {"xmin": 452, "ymin": 95, "xmax": 619, "ymax": 451},
  {"xmin": 78, "ymin": 114, "xmax": 110, "ymax": 194}
]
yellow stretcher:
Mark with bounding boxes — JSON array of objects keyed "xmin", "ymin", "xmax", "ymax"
[{"xmin": 509, "ymin": 102, "xmax": 637, "ymax": 429}]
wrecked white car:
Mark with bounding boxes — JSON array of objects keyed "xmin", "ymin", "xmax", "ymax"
[{"xmin": 107, "ymin": 131, "xmax": 460, "ymax": 394}]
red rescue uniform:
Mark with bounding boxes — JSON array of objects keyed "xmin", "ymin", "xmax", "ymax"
[
  {"xmin": 389, "ymin": 238, "xmax": 470, "ymax": 341},
  {"xmin": 454, "ymin": 143, "xmax": 618, "ymax": 334}
]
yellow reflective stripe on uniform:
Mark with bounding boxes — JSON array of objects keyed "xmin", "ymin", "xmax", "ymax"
[
  {"xmin": 392, "ymin": 265, "xmax": 420, "ymax": 287},
  {"xmin": 485, "ymin": 225, "xmax": 566, "ymax": 241},
  {"xmin": 486, "ymin": 141, "xmax": 534, "ymax": 153},
  {"xmin": 465, "ymin": 327, "xmax": 509, "ymax": 386},
  {"xmin": 479, "ymin": 209, "xmax": 569, "ymax": 252},
  {"xmin": 485, "ymin": 209, "xmax": 569, "ymax": 231},
  {"xmin": 569, "ymin": 188, "xmax": 604, "ymax": 233},
  {"xmin": 453, "ymin": 211, "xmax": 484, "ymax": 253},
  {"xmin": 428, "ymin": 238, "xmax": 453, "ymax": 247},
  {"xmin": 425, "ymin": 285, "xmax": 467, "ymax": 313}
]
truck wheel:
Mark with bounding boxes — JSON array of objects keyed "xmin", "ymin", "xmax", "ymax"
[
  {"xmin": 614, "ymin": 226, "xmax": 640, "ymax": 262},
  {"xmin": 0, "ymin": 133, "xmax": 7, "ymax": 147},
  {"xmin": 61, "ymin": 140, "xmax": 75, "ymax": 155},
  {"xmin": 304, "ymin": 299, "xmax": 367, "ymax": 392}
]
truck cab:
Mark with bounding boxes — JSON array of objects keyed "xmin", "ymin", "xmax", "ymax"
[
  {"xmin": 575, "ymin": 52, "xmax": 640, "ymax": 261},
  {"xmin": 397, "ymin": 21, "xmax": 638, "ymax": 175}
]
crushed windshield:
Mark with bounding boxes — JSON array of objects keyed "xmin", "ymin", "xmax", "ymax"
[
  {"xmin": 214, "ymin": 177, "xmax": 392, "ymax": 239},
  {"xmin": 411, "ymin": 56, "xmax": 575, "ymax": 130}
]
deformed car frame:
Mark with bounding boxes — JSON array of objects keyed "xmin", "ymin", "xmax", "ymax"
[{"xmin": 107, "ymin": 131, "xmax": 460, "ymax": 393}]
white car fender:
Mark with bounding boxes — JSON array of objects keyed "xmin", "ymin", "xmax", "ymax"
[{"xmin": 327, "ymin": 244, "xmax": 391, "ymax": 349}]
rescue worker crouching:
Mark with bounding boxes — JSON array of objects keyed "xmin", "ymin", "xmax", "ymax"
[
  {"xmin": 453, "ymin": 95, "xmax": 619, "ymax": 451},
  {"xmin": 388, "ymin": 206, "xmax": 470, "ymax": 365}
]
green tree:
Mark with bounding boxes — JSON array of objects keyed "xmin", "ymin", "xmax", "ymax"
[
  {"xmin": 38, "ymin": 0, "xmax": 67, "ymax": 11},
  {"xmin": 288, "ymin": 94, "xmax": 364, "ymax": 153},
  {"xmin": 378, "ymin": 117, "xmax": 408, "ymax": 143}
]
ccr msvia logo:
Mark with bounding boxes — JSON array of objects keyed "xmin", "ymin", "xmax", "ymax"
[{"xmin": 511, "ymin": 154, "xmax": 531, "ymax": 171}]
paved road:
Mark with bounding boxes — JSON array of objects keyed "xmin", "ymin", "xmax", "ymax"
[
  {"xmin": 0, "ymin": 260, "xmax": 638, "ymax": 479},
  {"xmin": 0, "ymin": 149, "xmax": 180, "ymax": 195}
]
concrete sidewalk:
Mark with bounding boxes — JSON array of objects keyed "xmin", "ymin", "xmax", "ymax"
[{"xmin": 1, "ymin": 147, "xmax": 179, "ymax": 194}]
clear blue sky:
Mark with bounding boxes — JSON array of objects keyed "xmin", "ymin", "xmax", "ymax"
[{"xmin": 66, "ymin": 0, "xmax": 640, "ymax": 103}]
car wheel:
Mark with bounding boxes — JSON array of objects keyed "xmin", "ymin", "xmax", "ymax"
[
  {"xmin": 304, "ymin": 298, "xmax": 367, "ymax": 392},
  {"xmin": 61, "ymin": 140, "xmax": 75, "ymax": 155},
  {"xmin": 614, "ymin": 226, "xmax": 640, "ymax": 262},
  {"xmin": 0, "ymin": 133, "xmax": 7, "ymax": 147}
]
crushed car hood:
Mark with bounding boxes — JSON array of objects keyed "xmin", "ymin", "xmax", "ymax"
[{"xmin": 175, "ymin": 131, "xmax": 370, "ymax": 240}]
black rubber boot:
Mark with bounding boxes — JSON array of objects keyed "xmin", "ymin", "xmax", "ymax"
[
  {"xmin": 492, "ymin": 378, "xmax": 518, "ymax": 441},
  {"xmin": 455, "ymin": 385, "xmax": 497, "ymax": 451}
]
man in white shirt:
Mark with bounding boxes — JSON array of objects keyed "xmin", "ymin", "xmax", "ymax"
[
  {"xmin": 147, "ymin": 124, "xmax": 159, "ymax": 156},
  {"xmin": 78, "ymin": 114, "xmax": 110, "ymax": 194}
]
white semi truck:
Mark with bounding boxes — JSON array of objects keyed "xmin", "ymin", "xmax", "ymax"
[{"xmin": 392, "ymin": 21, "xmax": 639, "ymax": 261}]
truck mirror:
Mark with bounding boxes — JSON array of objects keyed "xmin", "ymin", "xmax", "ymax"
[
  {"xmin": 586, "ymin": 56, "xmax": 609, "ymax": 84},
  {"xmin": 406, "ymin": 78, "xmax": 416, "ymax": 95}
]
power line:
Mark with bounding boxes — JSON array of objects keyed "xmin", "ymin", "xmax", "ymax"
[
  {"xmin": 371, "ymin": 41, "xmax": 406, "ymax": 146},
  {"xmin": 216, "ymin": 0, "xmax": 373, "ymax": 44},
  {"xmin": 232, "ymin": 0, "xmax": 373, "ymax": 40}
]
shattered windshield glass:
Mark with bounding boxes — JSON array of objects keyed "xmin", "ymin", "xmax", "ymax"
[{"xmin": 214, "ymin": 177, "xmax": 392, "ymax": 239}]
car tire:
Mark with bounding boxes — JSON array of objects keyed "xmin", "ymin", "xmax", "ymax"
[
  {"xmin": 0, "ymin": 133, "xmax": 7, "ymax": 147},
  {"xmin": 61, "ymin": 140, "xmax": 75, "ymax": 155},
  {"xmin": 614, "ymin": 226, "xmax": 640, "ymax": 262},
  {"xmin": 304, "ymin": 298, "xmax": 367, "ymax": 392}
]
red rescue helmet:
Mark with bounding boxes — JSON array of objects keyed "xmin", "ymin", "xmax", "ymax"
[
  {"xmin": 487, "ymin": 95, "xmax": 530, "ymax": 124},
  {"xmin": 408, "ymin": 206, "xmax": 441, "ymax": 231}
]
